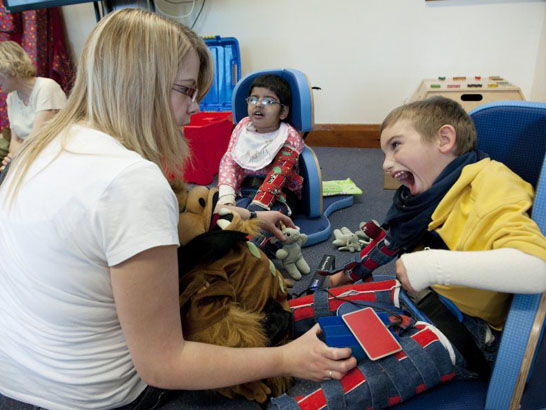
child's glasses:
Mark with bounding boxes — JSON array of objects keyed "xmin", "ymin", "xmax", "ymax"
[
  {"xmin": 172, "ymin": 84, "xmax": 199, "ymax": 103},
  {"xmin": 246, "ymin": 96, "xmax": 282, "ymax": 106}
]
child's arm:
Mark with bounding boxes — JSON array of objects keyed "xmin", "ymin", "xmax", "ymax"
[
  {"xmin": 251, "ymin": 126, "xmax": 305, "ymax": 210},
  {"xmin": 400, "ymin": 170, "xmax": 546, "ymax": 295},
  {"xmin": 218, "ymin": 120, "xmax": 248, "ymax": 206},
  {"xmin": 399, "ymin": 248, "xmax": 546, "ymax": 294},
  {"xmin": 217, "ymin": 153, "xmax": 242, "ymax": 206},
  {"xmin": 251, "ymin": 145, "xmax": 302, "ymax": 210}
]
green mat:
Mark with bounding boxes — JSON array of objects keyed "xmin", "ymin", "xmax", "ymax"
[{"xmin": 322, "ymin": 178, "xmax": 363, "ymax": 196}]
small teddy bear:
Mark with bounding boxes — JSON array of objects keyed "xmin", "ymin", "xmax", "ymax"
[
  {"xmin": 272, "ymin": 226, "xmax": 311, "ymax": 280},
  {"xmin": 332, "ymin": 227, "xmax": 363, "ymax": 252},
  {"xmin": 332, "ymin": 222, "xmax": 374, "ymax": 252}
]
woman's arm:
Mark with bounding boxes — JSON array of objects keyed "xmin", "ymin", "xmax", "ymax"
[
  {"xmin": 2, "ymin": 131, "xmax": 20, "ymax": 168},
  {"xmin": 111, "ymin": 245, "xmax": 356, "ymax": 389},
  {"xmin": 7, "ymin": 130, "xmax": 20, "ymax": 154},
  {"xmin": 2, "ymin": 110, "xmax": 59, "ymax": 169},
  {"xmin": 29, "ymin": 109, "xmax": 58, "ymax": 139}
]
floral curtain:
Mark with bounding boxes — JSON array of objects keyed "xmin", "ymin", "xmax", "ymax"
[{"xmin": 0, "ymin": 0, "xmax": 74, "ymax": 130}]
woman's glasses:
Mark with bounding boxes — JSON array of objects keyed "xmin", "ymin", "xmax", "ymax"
[
  {"xmin": 246, "ymin": 96, "xmax": 282, "ymax": 107},
  {"xmin": 172, "ymin": 84, "xmax": 198, "ymax": 103}
]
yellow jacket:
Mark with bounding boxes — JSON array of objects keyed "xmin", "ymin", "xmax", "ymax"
[{"xmin": 429, "ymin": 158, "xmax": 546, "ymax": 328}]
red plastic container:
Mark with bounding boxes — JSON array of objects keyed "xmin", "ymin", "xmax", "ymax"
[{"xmin": 183, "ymin": 111, "xmax": 234, "ymax": 185}]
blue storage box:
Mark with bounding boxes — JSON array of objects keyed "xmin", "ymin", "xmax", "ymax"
[{"xmin": 200, "ymin": 36, "xmax": 241, "ymax": 111}]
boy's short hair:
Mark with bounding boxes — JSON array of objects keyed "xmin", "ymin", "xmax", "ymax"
[
  {"xmin": 381, "ymin": 96, "xmax": 477, "ymax": 155},
  {"xmin": 0, "ymin": 41, "xmax": 36, "ymax": 79},
  {"xmin": 249, "ymin": 74, "xmax": 291, "ymax": 107}
]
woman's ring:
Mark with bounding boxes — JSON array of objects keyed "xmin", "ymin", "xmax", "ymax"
[{"xmin": 328, "ymin": 370, "xmax": 333, "ymax": 379}]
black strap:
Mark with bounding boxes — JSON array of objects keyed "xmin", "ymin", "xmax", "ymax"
[
  {"xmin": 416, "ymin": 290, "xmax": 491, "ymax": 379},
  {"xmin": 111, "ymin": 385, "xmax": 172, "ymax": 410},
  {"xmin": 0, "ymin": 161, "xmax": 10, "ymax": 187},
  {"xmin": 263, "ymin": 298, "xmax": 294, "ymax": 346}
]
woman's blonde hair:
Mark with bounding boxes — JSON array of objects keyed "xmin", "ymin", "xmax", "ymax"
[
  {"xmin": 8, "ymin": 8, "xmax": 212, "ymax": 200},
  {"xmin": 0, "ymin": 41, "xmax": 36, "ymax": 78}
]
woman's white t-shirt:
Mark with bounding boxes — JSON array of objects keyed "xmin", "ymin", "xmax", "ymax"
[
  {"xmin": 0, "ymin": 125, "xmax": 179, "ymax": 409},
  {"xmin": 7, "ymin": 77, "xmax": 67, "ymax": 139}
]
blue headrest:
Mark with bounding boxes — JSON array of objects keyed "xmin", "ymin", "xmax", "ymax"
[
  {"xmin": 231, "ymin": 68, "xmax": 314, "ymax": 132},
  {"xmin": 470, "ymin": 101, "xmax": 546, "ymax": 188}
]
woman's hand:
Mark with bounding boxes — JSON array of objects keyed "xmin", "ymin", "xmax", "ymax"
[
  {"xmin": 255, "ymin": 210, "xmax": 296, "ymax": 241},
  {"xmin": 1, "ymin": 152, "xmax": 12, "ymax": 169},
  {"xmin": 226, "ymin": 206, "xmax": 296, "ymax": 241},
  {"xmin": 279, "ymin": 323, "xmax": 357, "ymax": 381}
]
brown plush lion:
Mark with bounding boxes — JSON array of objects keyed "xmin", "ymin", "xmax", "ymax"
[{"xmin": 173, "ymin": 182, "xmax": 294, "ymax": 403}]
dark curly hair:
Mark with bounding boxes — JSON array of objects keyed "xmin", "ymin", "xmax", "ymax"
[{"xmin": 249, "ymin": 74, "xmax": 291, "ymax": 108}]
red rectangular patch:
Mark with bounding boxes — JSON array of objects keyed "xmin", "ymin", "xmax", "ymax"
[{"xmin": 342, "ymin": 307, "xmax": 402, "ymax": 360}]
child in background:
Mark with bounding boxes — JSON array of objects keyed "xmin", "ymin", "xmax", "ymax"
[
  {"xmin": 330, "ymin": 96, "xmax": 546, "ymax": 378},
  {"xmin": 217, "ymin": 74, "xmax": 304, "ymax": 216}
]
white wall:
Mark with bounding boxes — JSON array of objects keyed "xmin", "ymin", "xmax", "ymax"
[{"xmin": 61, "ymin": 0, "xmax": 546, "ymax": 123}]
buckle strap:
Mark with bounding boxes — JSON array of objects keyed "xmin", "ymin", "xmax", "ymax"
[
  {"xmin": 357, "ymin": 360, "xmax": 390, "ymax": 409},
  {"xmin": 376, "ymin": 354, "xmax": 416, "ymax": 401},
  {"xmin": 321, "ymin": 379, "xmax": 347, "ymax": 410},
  {"xmin": 313, "ymin": 289, "xmax": 332, "ymax": 321},
  {"xmin": 269, "ymin": 393, "xmax": 301, "ymax": 410},
  {"xmin": 398, "ymin": 336, "xmax": 441, "ymax": 388}
]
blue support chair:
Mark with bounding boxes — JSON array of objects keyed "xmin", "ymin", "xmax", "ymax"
[
  {"xmin": 474, "ymin": 101, "xmax": 546, "ymax": 410},
  {"xmin": 230, "ymin": 68, "xmax": 353, "ymax": 246},
  {"xmin": 393, "ymin": 101, "xmax": 546, "ymax": 410},
  {"xmin": 473, "ymin": 101, "xmax": 546, "ymax": 188}
]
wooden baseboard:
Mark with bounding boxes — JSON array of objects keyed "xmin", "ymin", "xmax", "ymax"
[
  {"xmin": 305, "ymin": 124, "xmax": 381, "ymax": 148},
  {"xmin": 305, "ymin": 123, "xmax": 401, "ymax": 190}
]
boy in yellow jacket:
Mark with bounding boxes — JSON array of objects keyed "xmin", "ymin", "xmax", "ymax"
[
  {"xmin": 331, "ymin": 95, "xmax": 546, "ymax": 376},
  {"xmin": 271, "ymin": 96, "xmax": 546, "ymax": 409}
]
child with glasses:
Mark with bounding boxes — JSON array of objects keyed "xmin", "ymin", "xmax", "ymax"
[{"xmin": 217, "ymin": 74, "xmax": 305, "ymax": 216}]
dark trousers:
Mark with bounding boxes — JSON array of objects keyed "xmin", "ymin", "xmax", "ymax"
[{"xmin": 0, "ymin": 386, "xmax": 170, "ymax": 410}]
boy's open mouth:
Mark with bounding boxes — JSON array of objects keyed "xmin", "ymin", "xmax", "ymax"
[{"xmin": 392, "ymin": 170, "xmax": 415, "ymax": 191}]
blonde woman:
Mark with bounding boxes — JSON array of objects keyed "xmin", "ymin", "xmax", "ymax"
[
  {"xmin": 0, "ymin": 9, "xmax": 355, "ymax": 410},
  {"xmin": 0, "ymin": 40, "xmax": 67, "ymax": 169}
]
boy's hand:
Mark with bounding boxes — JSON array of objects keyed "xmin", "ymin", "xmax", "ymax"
[
  {"xmin": 329, "ymin": 270, "xmax": 353, "ymax": 288},
  {"xmin": 395, "ymin": 258, "xmax": 416, "ymax": 293}
]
